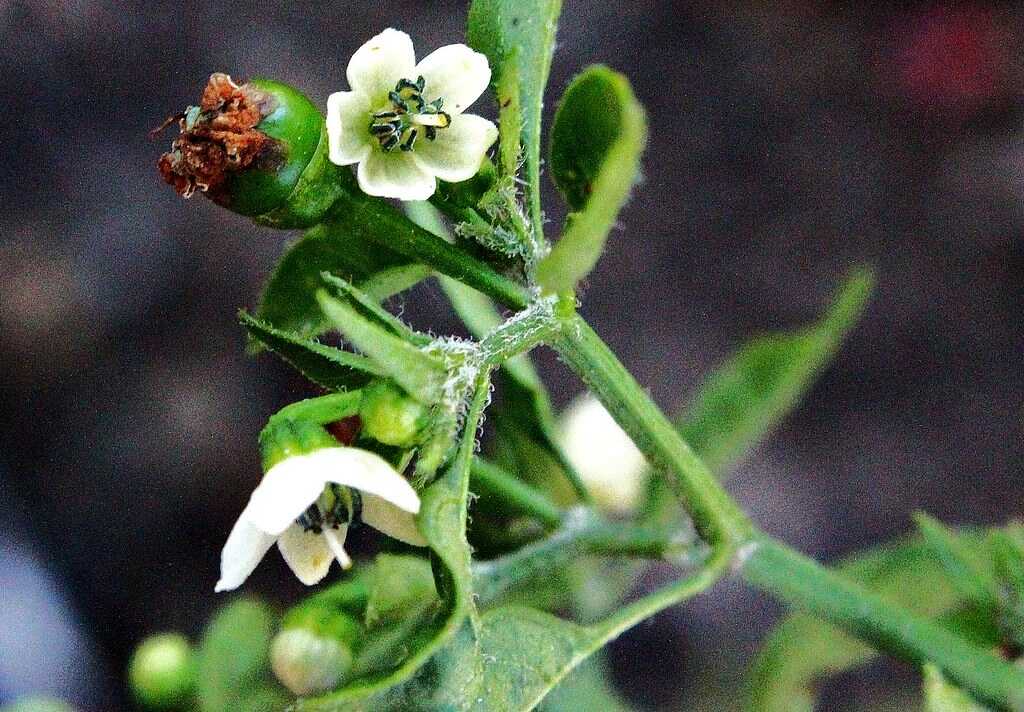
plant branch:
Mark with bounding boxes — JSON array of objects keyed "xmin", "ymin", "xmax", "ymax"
[
  {"xmin": 472, "ymin": 507, "xmax": 696, "ymax": 605},
  {"xmin": 741, "ymin": 537, "xmax": 1024, "ymax": 710}
]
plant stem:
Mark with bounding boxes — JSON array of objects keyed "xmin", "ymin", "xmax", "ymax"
[
  {"xmin": 331, "ymin": 191, "xmax": 531, "ymax": 310},
  {"xmin": 554, "ymin": 314, "xmax": 752, "ymax": 548},
  {"xmin": 742, "ymin": 537, "xmax": 1024, "ymax": 710},
  {"xmin": 472, "ymin": 507, "xmax": 694, "ymax": 605},
  {"xmin": 470, "ymin": 457, "xmax": 564, "ymax": 528}
]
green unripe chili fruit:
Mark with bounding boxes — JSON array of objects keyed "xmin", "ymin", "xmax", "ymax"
[
  {"xmin": 157, "ymin": 73, "xmax": 353, "ymax": 228},
  {"xmin": 359, "ymin": 380, "xmax": 428, "ymax": 448},
  {"xmin": 127, "ymin": 633, "xmax": 196, "ymax": 709}
]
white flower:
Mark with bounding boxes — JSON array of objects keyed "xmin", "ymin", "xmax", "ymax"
[
  {"xmin": 327, "ymin": 28, "xmax": 498, "ymax": 200},
  {"xmin": 557, "ymin": 394, "xmax": 649, "ymax": 515},
  {"xmin": 216, "ymin": 447, "xmax": 427, "ymax": 592}
]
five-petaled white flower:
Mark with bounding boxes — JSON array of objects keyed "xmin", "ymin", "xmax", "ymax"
[
  {"xmin": 216, "ymin": 447, "xmax": 427, "ymax": 592},
  {"xmin": 327, "ymin": 28, "xmax": 498, "ymax": 200}
]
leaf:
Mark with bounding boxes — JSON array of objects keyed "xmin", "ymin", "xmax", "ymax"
[
  {"xmin": 915, "ymin": 512, "xmax": 1000, "ymax": 607},
  {"xmin": 747, "ymin": 534, "xmax": 994, "ymax": 712},
  {"xmin": 195, "ymin": 599, "xmax": 287, "ymax": 712},
  {"xmin": 679, "ymin": 268, "xmax": 874, "ymax": 476},
  {"xmin": 317, "ymin": 291, "xmax": 445, "ymax": 405},
  {"xmin": 538, "ymin": 653, "xmax": 635, "ymax": 712},
  {"xmin": 257, "ymin": 218, "xmax": 414, "ymax": 338},
  {"xmin": 240, "ymin": 311, "xmax": 383, "ymax": 390},
  {"xmin": 923, "ymin": 664, "xmax": 994, "ymax": 712},
  {"xmin": 467, "ymin": 0, "xmax": 563, "ymax": 233},
  {"xmin": 989, "ymin": 525, "xmax": 1024, "ymax": 646},
  {"xmin": 320, "ymin": 273, "xmax": 431, "ymax": 347},
  {"xmin": 363, "ymin": 555, "xmax": 438, "ymax": 629},
  {"xmin": 537, "ymin": 66, "xmax": 647, "ymax": 294}
]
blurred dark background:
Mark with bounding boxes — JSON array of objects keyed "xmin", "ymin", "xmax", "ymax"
[{"xmin": 1, "ymin": 1, "xmax": 1021, "ymax": 709}]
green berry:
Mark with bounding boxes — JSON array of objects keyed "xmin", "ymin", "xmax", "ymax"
[{"xmin": 127, "ymin": 633, "xmax": 195, "ymax": 709}]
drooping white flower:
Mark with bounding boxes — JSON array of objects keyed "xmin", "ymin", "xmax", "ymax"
[
  {"xmin": 326, "ymin": 28, "xmax": 498, "ymax": 200},
  {"xmin": 216, "ymin": 447, "xmax": 427, "ymax": 592},
  {"xmin": 557, "ymin": 393, "xmax": 649, "ymax": 515}
]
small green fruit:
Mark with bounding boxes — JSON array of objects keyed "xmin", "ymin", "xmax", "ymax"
[
  {"xmin": 359, "ymin": 381, "xmax": 428, "ymax": 448},
  {"xmin": 127, "ymin": 633, "xmax": 195, "ymax": 709}
]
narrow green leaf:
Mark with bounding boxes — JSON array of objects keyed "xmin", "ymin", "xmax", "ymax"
[
  {"xmin": 467, "ymin": 0, "xmax": 563, "ymax": 236},
  {"xmin": 679, "ymin": 268, "xmax": 874, "ymax": 476},
  {"xmin": 240, "ymin": 311, "xmax": 383, "ymax": 390},
  {"xmin": 195, "ymin": 599, "xmax": 287, "ymax": 712},
  {"xmin": 538, "ymin": 653, "xmax": 634, "ymax": 712},
  {"xmin": 923, "ymin": 665, "xmax": 994, "ymax": 712},
  {"xmin": 915, "ymin": 512, "xmax": 1000, "ymax": 607},
  {"xmin": 537, "ymin": 65, "xmax": 647, "ymax": 294},
  {"xmin": 320, "ymin": 273, "xmax": 431, "ymax": 347},
  {"xmin": 317, "ymin": 291, "xmax": 445, "ymax": 405},
  {"xmin": 747, "ymin": 534, "xmax": 992, "ymax": 712},
  {"xmin": 257, "ymin": 218, "xmax": 413, "ymax": 338}
]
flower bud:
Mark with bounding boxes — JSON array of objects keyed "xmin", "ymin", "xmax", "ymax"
[
  {"xmin": 557, "ymin": 393, "xmax": 649, "ymax": 515},
  {"xmin": 270, "ymin": 607, "xmax": 360, "ymax": 696},
  {"xmin": 157, "ymin": 74, "xmax": 348, "ymax": 228},
  {"xmin": 127, "ymin": 633, "xmax": 196, "ymax": 709},
  {"xmin": 359, "ymin": 380, "xmax": 428, "ymax": 448}
]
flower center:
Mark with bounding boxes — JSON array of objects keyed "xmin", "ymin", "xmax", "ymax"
[
  {"xmin": 296, "ymin": 485, "xmax": 361, "ymax": 533},
  {"xmin": 369, "ymin": 76, "xmax": 451, "ymax": 153}
]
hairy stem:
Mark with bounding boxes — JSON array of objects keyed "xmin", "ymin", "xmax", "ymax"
[
  {"xmin": 554, "ymin": 314, "xmax": 752, "ymax": 548},
  {"xmin": 472, "ymin": 507, "xmax": 696, "ymax": 605}
]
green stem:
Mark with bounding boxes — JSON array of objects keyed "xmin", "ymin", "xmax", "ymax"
[
  {"xmin": 470, "ymin": 457, "xmax": 564, "ymax": 528},
  {"xmin": 472, "ymin": 508, "xmax": 695, "ymax": 605},
  {"xmin": 330, "ymin": 192, "xmax": 530, "ymax": 310},
  {"xmin": 742, "ymin": 537, "xmax": 1024, "ymax": 710},
  {"xmin": 554, "ymin": 314, "xmax": 752, "ymax": 547}
]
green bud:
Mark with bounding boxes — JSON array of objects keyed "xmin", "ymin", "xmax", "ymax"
[
  {"xmin": 359, "ymin": 380, "xmax": 428, "ymax": 447},
  {"xmin": 259, "ymin": 416, "xmax": 340, "ymax": 472},
  {"xmin": 158, "ymin": 73, "xmax": 354, "ymax": 228},
  {"xmin": 127, "ymin": 633, "xmax": 196, "ymax": 710},
  {"xmin": 271, "ymin": 606, "xmax": 361, "ymax": 696}
]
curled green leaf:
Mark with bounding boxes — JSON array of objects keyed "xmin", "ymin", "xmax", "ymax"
[{"xmin": 537, "ymin": 65, "xmax": 647, "ymax": 294}]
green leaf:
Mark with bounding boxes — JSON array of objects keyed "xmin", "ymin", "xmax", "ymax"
[
  {"xmin": 240, "ymin": 311, "xmax": 383, "ymax": 390},
  {"xmin": 467, "ymin": 0, "xmax": 563, "ymax": 236},
  {"xmin": 923, "ymin": 664, "xmax": 994, "ymax": 712},
  {"xmin": 538, "ymin": 653, "xmax": 634, "ymax": 712},
  {"xmin": 747, "ymin": 534, "xmax": 993, "ymax": 712},
  {"xmin": 257, "ymin": 218, "xmax": 414, "ymax": 338},
  {"xmin": 990, "ymin": 525, "xmax": 1024, "ymax": 646},
  {"xmin": 363, "ymin": 555, "xmax": 438, "ymax": 629},
  {"xmin": 537, "ymin": 65, "xmax": 647, "ymax": 294},
  {"xmin": 679, "ymin": 268, "xmax": 874, "ymax": 476},
  {"xmin": 317, "ymin": 291, "xmax": 445, "ymax": 405},
  {"xmin": 915, "ymin": 512, "xmax": 1000, "ymax": 607},
  {"xmin": 320, "ymin": 273, "xmax": 431, "ymax": 347},
  {"xmin": 195, "ymin": 599, "xmax": 287, "ymax": 712}
]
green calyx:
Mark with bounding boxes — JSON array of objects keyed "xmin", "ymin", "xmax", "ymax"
[
  {"xmin": 128, "ymin": 633, "xmax": 197, "ymax": 710},
  {"xmin": 359, "ymin": 380, "xmax": 429, "ymax": 447},
  {"xmin": 259, "ymin": 417, "xmax": 341, "ymax": 472},
  {"xmin": 272, "ymin": 605, "xmax": 361, "ymax": 695}
]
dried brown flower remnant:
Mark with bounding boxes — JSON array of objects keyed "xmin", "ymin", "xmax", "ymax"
[{"xmin": 156, "ymin": 73, "xmax": 278, "ymax": 202}]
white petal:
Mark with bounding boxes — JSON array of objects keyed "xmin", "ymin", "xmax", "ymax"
[
  {"xmin": 278, "ymin": 524, "xmax": 334, "ymax": 586},
  {"xmin": 240, "ymin": 457, "xmax": 327, "ymax": 536},
  {"xmin": 412, "ymin": 113, "xmax": 498, "ymax": 183},
  {"xmin": 215, "ymin": 517, "xmax": 276, "ymax": 592},
  {"xmin": 357, "ymin": 150, "xmax": 437, "ymax": 200},
  {"xmin": 322, "ymin": 527, "xmax": 353, "ymax": 569},
  {"xmin": 361, "ymin": 493, "xmax": 428, "ymax": 546},
  {"xmin": 326, "ymin": 90, "xmax": 372, "ymax": 166},
  {"xmin": 414, "ymin": 44, "xmax": 491, "ymax": 115},
  {"xmin": 347, "ymin": 28, "xmax": 416, "ymax": 100}
]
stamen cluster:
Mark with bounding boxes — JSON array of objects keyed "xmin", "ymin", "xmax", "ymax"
[{"xmin": 370, "ymin": 76, "xmax": 451, "ymax": 152}]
